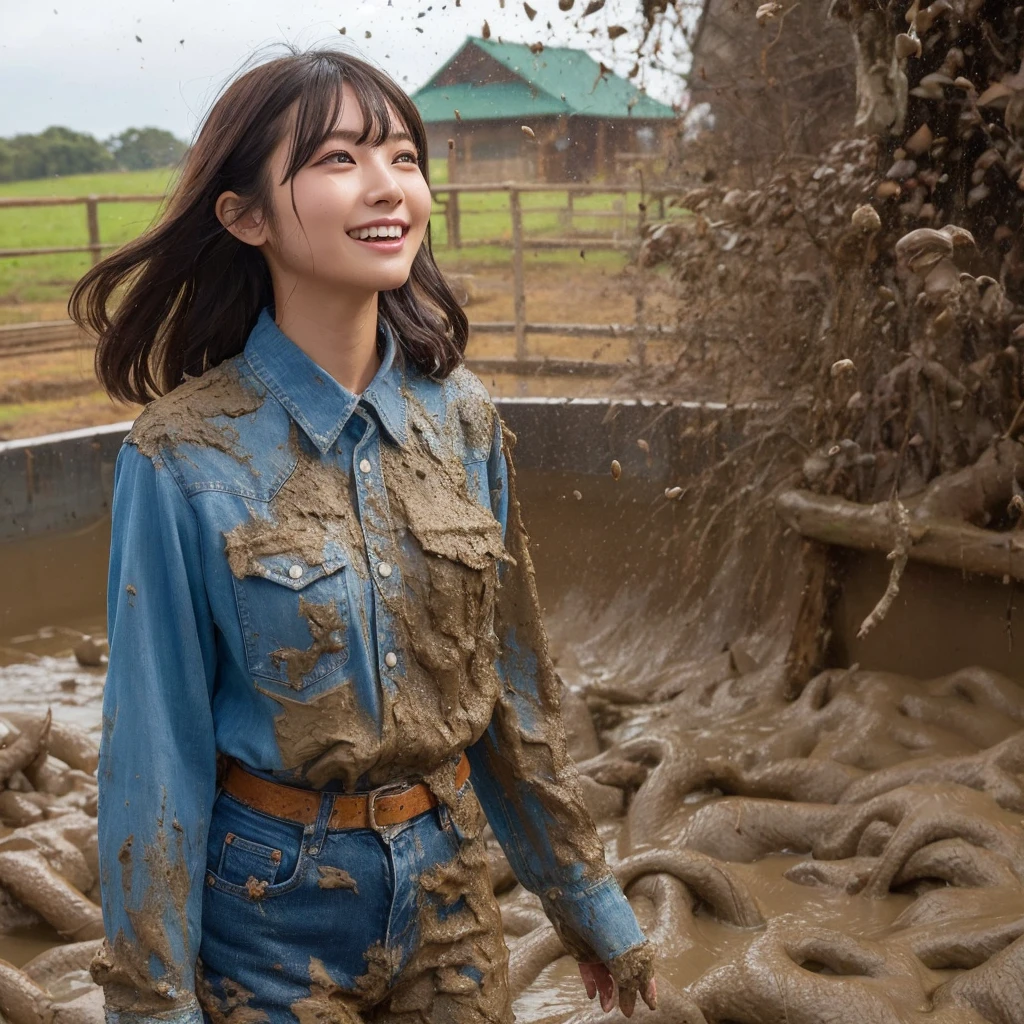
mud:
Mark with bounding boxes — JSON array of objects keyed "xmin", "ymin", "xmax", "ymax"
[
  {"xmin": 197, "ymin": 970, "xmax": 269, "ymax": 1024},
  {"xmin": 6, "ymin": 439, "xmax": 1024, "ymax": 1022},
  {"xmin": 5, "ymin": 608, "xmax": 1024, "ymax": 1022},
  {"xmin": 127, "ymin": 360, "xmax": 264, "ymax": 467},
  {"xmin": 357, "ymin": 797, "xmax": 511, "ymax": 1024},
  {"xmin": 90, "ymin": 804, "xmax": 194, "ymax": 1015},
  {"xmin": 316, "ymin": 865, "xmax": 358, "ymax": 892},
  {"xmin": 269, "ymin": 599, "xmax": 347, "ymax": 689},
  {"xmin": 223, "ymin": 423, "xmax": 368, "ymax": 583}
]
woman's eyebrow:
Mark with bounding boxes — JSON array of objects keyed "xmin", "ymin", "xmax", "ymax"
[{"xmin": 322, "ymin": 129, "xmax": 416, "ymax": 146}]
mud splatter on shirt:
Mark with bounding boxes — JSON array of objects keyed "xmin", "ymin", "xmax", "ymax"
[{"xmin": 97, "ymin": 309, "xmax": 649, "ymax": 1021}]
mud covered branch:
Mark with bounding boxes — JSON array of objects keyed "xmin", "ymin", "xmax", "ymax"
[{"xmin": 776, "ymin": 488, "xmax": 1024, "ymax": 582}]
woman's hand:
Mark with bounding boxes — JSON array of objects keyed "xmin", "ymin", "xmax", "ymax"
[{"xmin": 578, "ymin": 961, "xmax": 658, "ymax": 1017}]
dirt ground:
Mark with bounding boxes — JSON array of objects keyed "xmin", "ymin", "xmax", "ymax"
[{"xmin": 0, "ymin": 260, "xmax": 683, "ymax": 441}]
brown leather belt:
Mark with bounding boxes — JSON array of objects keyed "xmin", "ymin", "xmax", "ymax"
[{"xmin": 222, "ymin": 753, "xmax": 470, "ymax": 833}]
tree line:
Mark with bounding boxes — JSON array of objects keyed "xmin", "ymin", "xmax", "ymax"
[{"xmin": 0, "ymin": 126, "xmax": 188, "ymax": 183}]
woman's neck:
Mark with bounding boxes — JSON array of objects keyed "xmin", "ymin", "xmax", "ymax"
[{"xmin": 272, "ymin": 286, "xmax": 382, "ymax": 395}]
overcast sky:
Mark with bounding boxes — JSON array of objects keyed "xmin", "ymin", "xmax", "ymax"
[{"xmin": 0, "ymin": 0, "xmax": 686, "ymax": 142}]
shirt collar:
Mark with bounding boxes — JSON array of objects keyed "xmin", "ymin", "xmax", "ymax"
[{"xmin": 242, "ymin": 307, "xmax": 409, "ymax": 454}]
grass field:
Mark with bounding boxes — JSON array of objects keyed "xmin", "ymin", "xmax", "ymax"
[
  {"xmin": 0, "ymin": 160, "xmax": 675, "ymax": 311},
  {"xmin": 0, "ymin": 162, "xmax": 685, "ymax": 439}
]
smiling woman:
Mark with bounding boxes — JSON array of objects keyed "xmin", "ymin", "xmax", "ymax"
[
  {"xmin": 64, "ymin": 45, "xmax": 656, "ymax": 1024},
  {"xmin": 69, "ymin": 47, "xmax": 459, "ymax": 405}
]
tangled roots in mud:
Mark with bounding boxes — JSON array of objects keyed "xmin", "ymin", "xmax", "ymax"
[
  {"xmin": 4, "ymin": 652, "xmax": 1024, "ymax": 1023},
  {"xmin": 0, "ymin": 712, "xmax": 104, "ymax": 1023},
  {"xmin": 489, "ymin": 660, "xmax": 1024, "ymax": 1022}
]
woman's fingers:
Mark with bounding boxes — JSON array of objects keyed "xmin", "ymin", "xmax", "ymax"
[
  {"xmin": 642, "ymin": 977, "xmax": 658, "ymax": 1011},
  {"xmin": 580, "ymin": 963, "xmax": 659, "ymax": 1016},
  {"xmin": 619, "ymin": 985, "xmax": 638, "ymax": 1017},
  {"xmin": 578, "ymin": 963, "xmax": 598, "ymax": 1000}
]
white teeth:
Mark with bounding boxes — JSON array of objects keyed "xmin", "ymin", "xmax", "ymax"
[{"xmin": 348, "ymin": 225, "xmax": 405, "ymax": 240}]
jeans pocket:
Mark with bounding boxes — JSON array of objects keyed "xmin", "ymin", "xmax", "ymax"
[
  {"xmin": 218, "ymin": 833, "xmax": 281, "ymax": 888},
  {"xmin": 205, "ymin": 792, "xmax": 308, "ymax": 901}
]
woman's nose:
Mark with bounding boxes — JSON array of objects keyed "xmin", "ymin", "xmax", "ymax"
[{"xmin": 363, "ymin": 157, "xmax": 403, "ymax": 205}]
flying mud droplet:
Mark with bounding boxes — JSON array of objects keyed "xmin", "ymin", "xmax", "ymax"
[
  {"xmin": 482, "ymin": 19, "xmax": 491, "ymax": 38},
  {"xmin": 610, "ymin": 460, "xmax": 622, "ymax": 481},
  {"xmin": 524, "ymin": 2, "xmax": 537, "ymax": 20},
  {"xmin": 558, "ymin": 0, "xmax": 574, "ymax": 9},
  {"xmin": 608, "ymin": 25, "xmax": 628, "ymax": 39},
  {"xmin": 454, "ymin": 109, "xmax": 462, "ymax": 122},
  {"xmin": 830, "ymin": 358, "xmax": 856, "ymax": 378},
  {"xmin": 572, "ymin": 490, "xmax": 583, "ymax": 500},
  {"xmin": 665, "ymin": 486, "xmax": 683, "ymax": 500},
  {"xmin": 521, "ymin": 125, "xmax": 536, "ymax": 139},
  {"xmin": 895, "ymin": 33, "xmax": 921, "ymax": 59},
  {"xmin": 636, "ymin": 439, "xmax": 650, "ymax": 453},
  {"xmin": 850, "ymin": 205, "xmax": 880, "ymax": 232},
  {"xmin": 73, "ymin": 636, "xmax": 108, "ymax": 668},
  {"xmin": 755, "ymin": 2, "xmax": 782, "ymax": 24},
  {"xmin": 582, "ymin": 0, "xmax": 605, "ymax": 14}
]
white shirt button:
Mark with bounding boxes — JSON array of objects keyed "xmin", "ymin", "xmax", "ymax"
[
  {"xmin": 384, "ymin": 652, "xmax": 398, "ymax": 668},
  {"xmin": 377, "ymin": 562, "xmax": 393, "ymax": 578},
  {"xmin": 359, "ymin": 459, "xmax": 372, "ymax": 473},
  {"xmin": 288, "ymin": 564, "xmax": 303, "ymax": 580}
]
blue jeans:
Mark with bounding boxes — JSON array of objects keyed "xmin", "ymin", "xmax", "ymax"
[{"xmin": 198, "ymin": 781, "xmax": 512, "ymax": 1023}]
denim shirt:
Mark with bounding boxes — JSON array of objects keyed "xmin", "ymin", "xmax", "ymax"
[{"xmin": 96, "ymin": 308, "xmax": 647, "ymax": 1022}]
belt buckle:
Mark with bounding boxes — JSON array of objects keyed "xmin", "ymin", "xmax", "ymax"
[{"xmin": 366, "ymin": 780, "xmax": 412, "ymax": 834}]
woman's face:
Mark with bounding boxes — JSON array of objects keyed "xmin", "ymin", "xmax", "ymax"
[{"xmin": 260, "ymin": 83, "xmax": 432, "ymax": 297}]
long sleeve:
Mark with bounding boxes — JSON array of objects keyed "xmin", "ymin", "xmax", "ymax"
[
  {"xmin": 92, "ymin": 442, "xmax": 218, "ymax": 1024},
  {"xmin": 465, "ymin": 413, "xmax": 653, "ymax": 976}
]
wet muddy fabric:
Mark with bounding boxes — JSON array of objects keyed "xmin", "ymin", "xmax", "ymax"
[
  {"xmin": 94, "ymin": 309, "xmax": 648, "ymax": 1023},
  {"xmin": 198, "ymin": 779, "xmax": 511, "ymax": 1024}
]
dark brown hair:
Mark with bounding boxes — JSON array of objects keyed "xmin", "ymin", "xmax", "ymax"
[{"xmin": 70, "ymin": 46, "xmax": 468, "ymax": 405}]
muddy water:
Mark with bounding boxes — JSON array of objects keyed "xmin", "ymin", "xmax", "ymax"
[{"xmin": 3, "ymin": 467, "xmax": 1024, "ymax": 1021}]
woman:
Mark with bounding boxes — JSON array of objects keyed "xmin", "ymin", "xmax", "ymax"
[{"xmin": 71, "ymin": 47, "xmax": 657, "ymax": 1024}]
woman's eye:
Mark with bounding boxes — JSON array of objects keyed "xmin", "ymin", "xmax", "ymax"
[{"xmin": 320, "ymin": 150, "xmax": 417, "ymax": 165}]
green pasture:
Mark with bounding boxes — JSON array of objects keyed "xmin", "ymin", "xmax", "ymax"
[{"xmin": 0, "ymin": 160, "xmax": 679, "ymax": 305}]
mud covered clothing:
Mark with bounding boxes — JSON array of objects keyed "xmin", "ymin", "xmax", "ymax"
[
  {"xmin": 199, "ymin": 766, "xmax": 512, "ymax": 1023},
  {"xmin": 95, "ymin": 308, "xmax": 650, "ymax": 1023}
]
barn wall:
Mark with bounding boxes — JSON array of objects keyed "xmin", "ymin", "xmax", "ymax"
[{"xmin": 424, "ymin": 117, "xmax": 675, "ymax": 184}]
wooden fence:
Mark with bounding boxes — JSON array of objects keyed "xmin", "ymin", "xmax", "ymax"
[{"xmin": 0, "ymin": 182, "xmax": 685, "ymax": 370}]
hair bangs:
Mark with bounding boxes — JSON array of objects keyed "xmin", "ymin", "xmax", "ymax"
[{"xmin": 281, "ymin": 57, "xmax": 401, "ymax": 183}]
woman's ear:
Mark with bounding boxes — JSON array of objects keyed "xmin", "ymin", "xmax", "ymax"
[{"xmin": 215, "ymin": 191, "xmax": 269, "ymax": 247}]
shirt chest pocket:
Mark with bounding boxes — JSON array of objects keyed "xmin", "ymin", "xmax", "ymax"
[{"xmin": 231, "ymin": 552, "xmax": 350, "ymax": 692}]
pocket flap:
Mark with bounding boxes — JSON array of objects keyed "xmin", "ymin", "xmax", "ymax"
[{"xmin": 247, "ymin": 553, "xmax": 346, "ymax": 590}]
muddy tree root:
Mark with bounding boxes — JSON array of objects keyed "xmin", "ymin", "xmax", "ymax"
[{"xmin": 776, "ymin": 488, "xmax": 1024, "ymax": 582}]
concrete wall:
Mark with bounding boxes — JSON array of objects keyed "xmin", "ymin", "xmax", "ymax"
[{"xmin": 0, "ymin": 400, "xmax": 749, "ymax": 544}]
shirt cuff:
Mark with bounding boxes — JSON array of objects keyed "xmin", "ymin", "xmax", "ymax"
[
  {"xmin": 105, "ymin": 1003, "xmax": 205, "ymax": 1024},
  {"xmin": 541, "ymin": 871, "xmax": 649, "ymax": 964}
]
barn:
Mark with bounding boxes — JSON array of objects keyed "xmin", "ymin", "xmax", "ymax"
[{"xmin": 413, "ymin": 36, "xmax": 677, "ymax": 184}]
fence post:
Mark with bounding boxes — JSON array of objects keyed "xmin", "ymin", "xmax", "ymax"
[
  {"xmin": 633, "ymin": 179, "xmax": 649, "ymax": 369},
  {"xmin": 449, "ymin": 189, "xmax": 462, "ymax": 249},
  {"xmin": 85, "ymin": 196, "xmax": 101, "ymax": 265},
  {"xmin": 508, "ymin": 185, "xmax": 527, "ymax": 364}
]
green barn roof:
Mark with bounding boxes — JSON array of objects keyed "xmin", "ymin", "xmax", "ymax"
[{"xmin": 413, "ymin": 37, "xmax": 676, "ymax": 123}]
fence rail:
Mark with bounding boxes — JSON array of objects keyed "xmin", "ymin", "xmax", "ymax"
[{"xmin": 0, "ymin": 181, "xmax": 687, "ymax": 367}]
